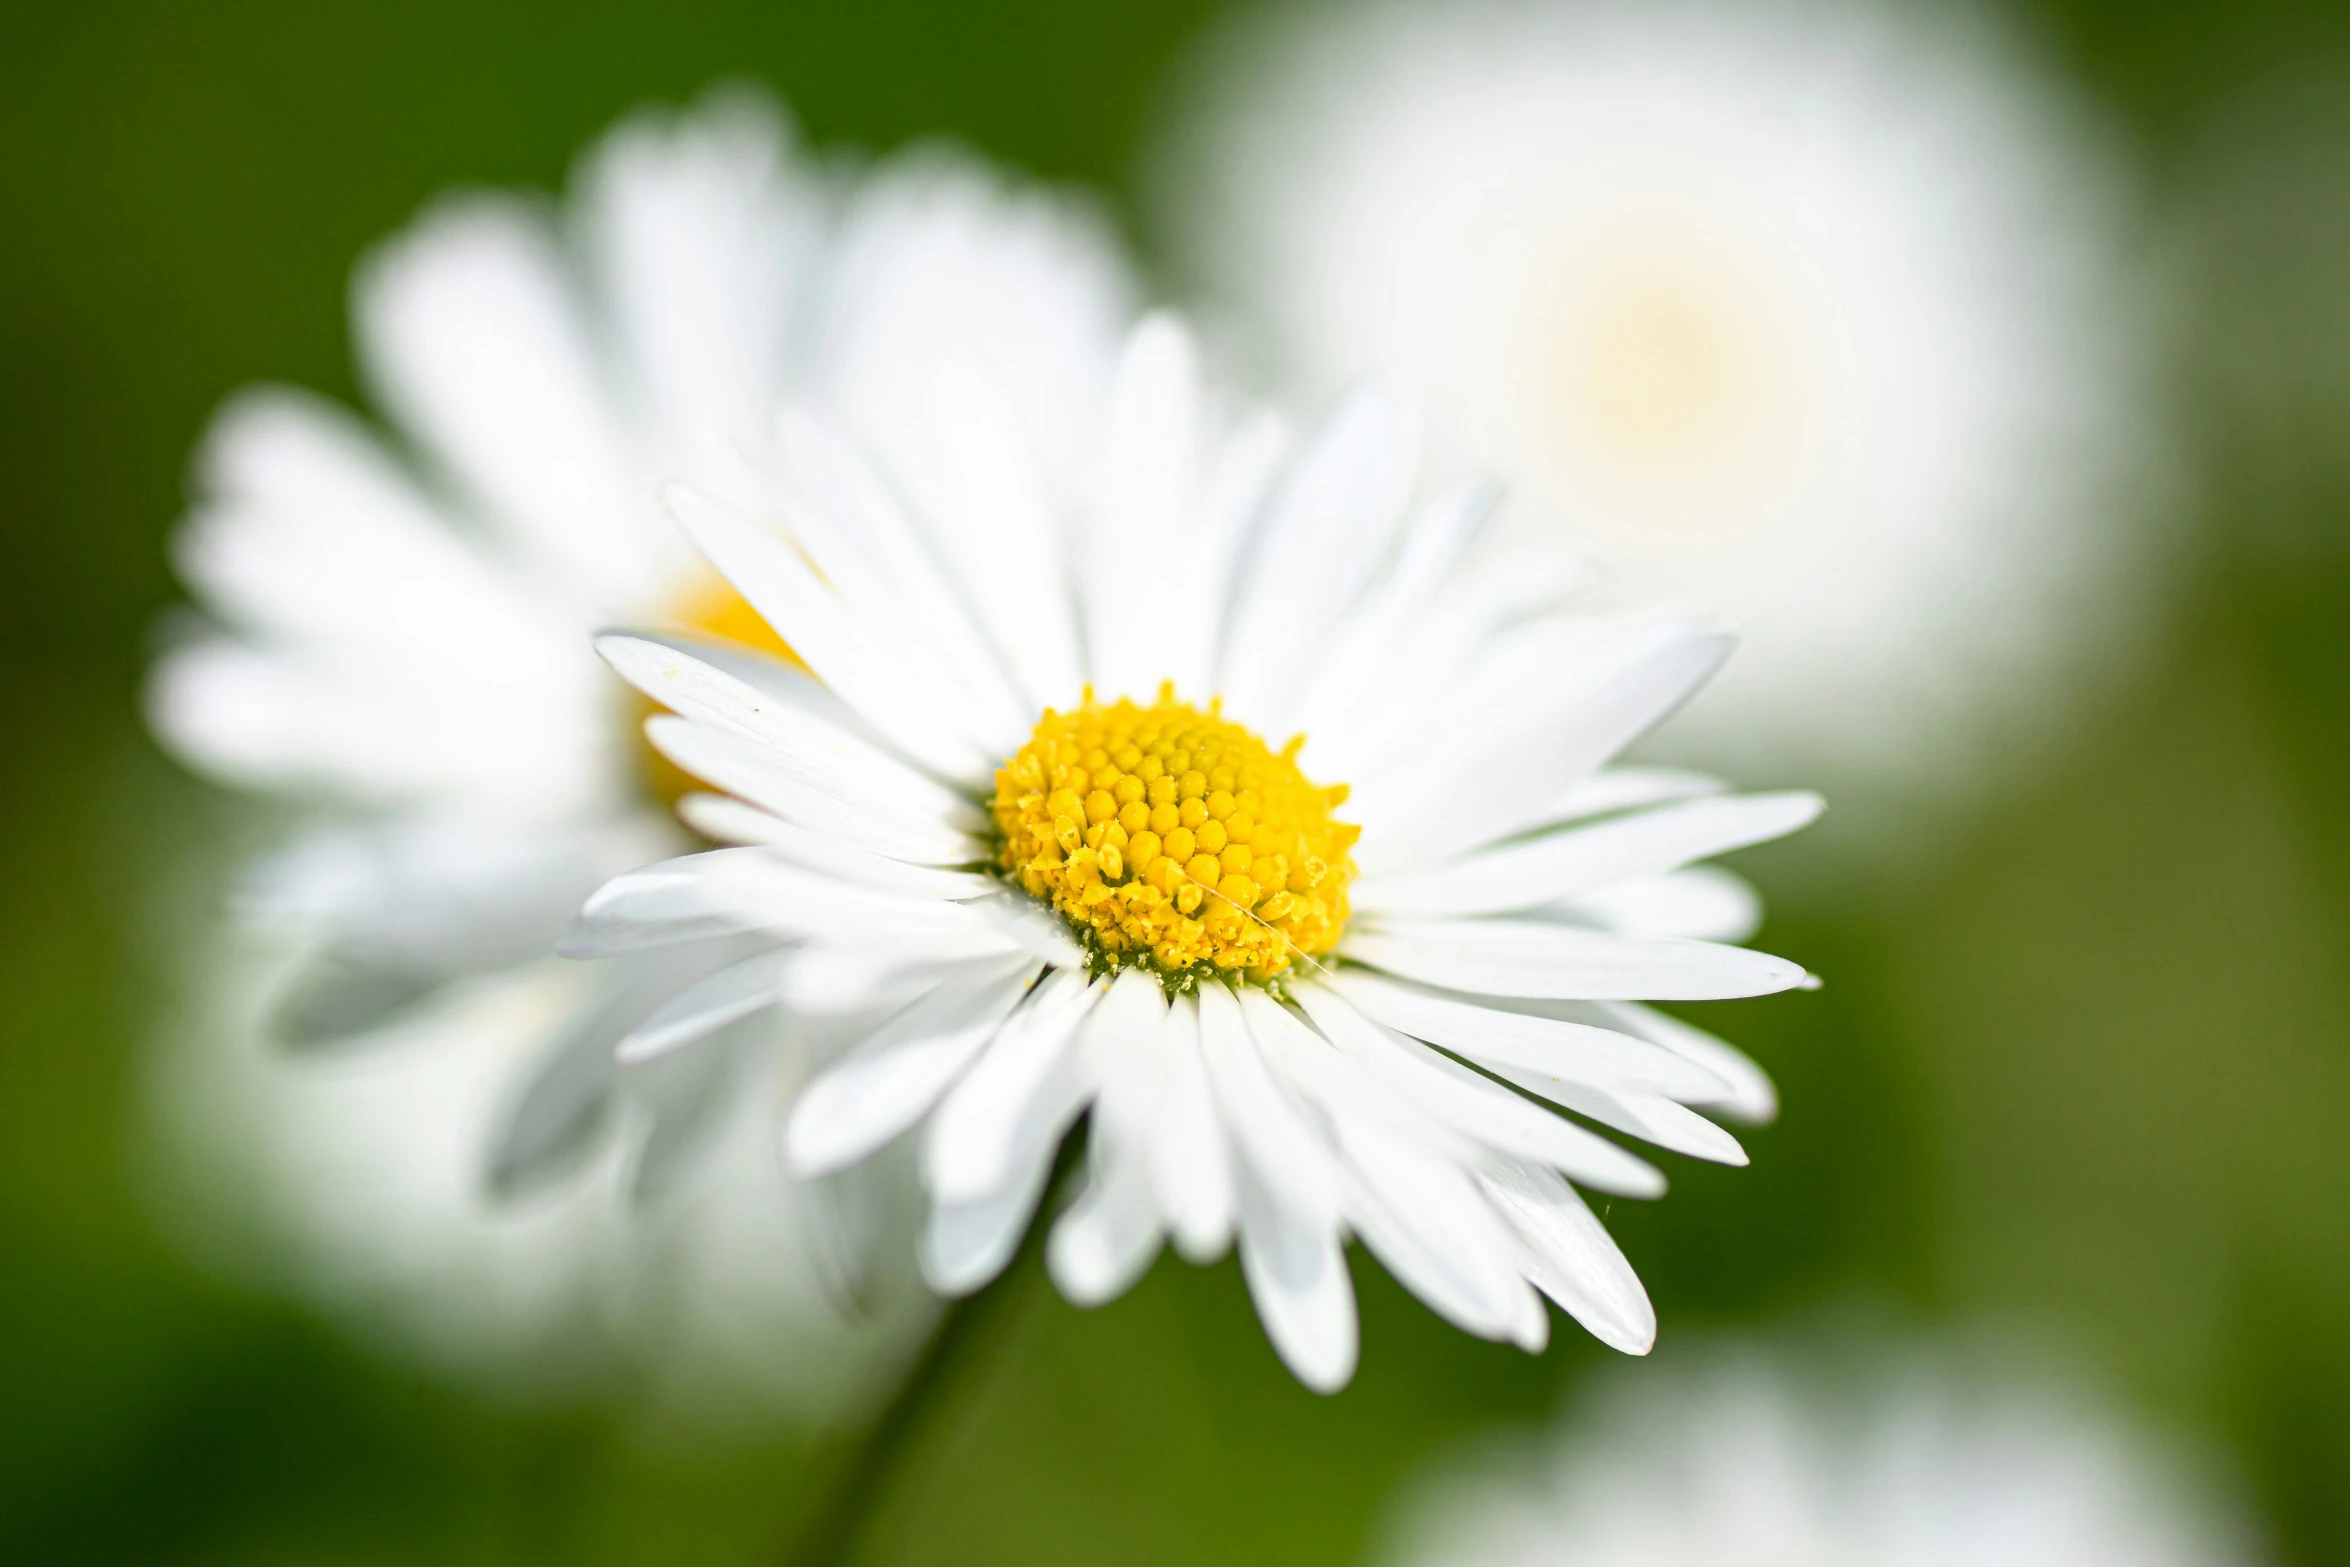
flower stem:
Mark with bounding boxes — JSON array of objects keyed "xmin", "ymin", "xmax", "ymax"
[{"xmin": 774, "ymin": 1137, "xmax": 1079, "ymax": 1566}]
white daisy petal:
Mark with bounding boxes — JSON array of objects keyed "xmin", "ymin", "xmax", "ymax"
[
  {"xmin": 1046, "ymin": 1099, "xmax": 1165, "ymax": 1308},
  {"xmin": 1594, "ymin": 1001, "xmax": 1778, "ymax": 1124},
  {"xmin": 600, "ymin": 634, "xmax": 984, "ymax": 837},
  {"xmin": 1143, "ymin": 991, "xmax": 1237, "ymax": 1263},
  {"xmin": 1086, "ymin": 314, "xmax": 1203, "ymax": 701},
  {"xmin": 1334, "ymin": 1109, "xmax": 1538, "ymax": 1344},
  {"xmin": 781, "ymin": 959, "xmax": 1040, "ymax": 1176},
  {"xmin": 1235, "ymin": 1160, "xmax": 1360, "ymax": 1394},
  {"xmin": 805, "ymin": 149, "xmax": 1133, "ymax": 512},
  {"xmin": 912, "ymin": 365, "xmax": 1088, "ymax": 711},
  {"xmin": 1343, "ymin": 920, "xmax": 1808, "ymax": 1002},
  {"xmin": 774, "ymin": 947, "xmax": 1021, "ymax": 1019},
  {"xmin": 918, "ymin": 1146, "xmax": 1057, "ymax": 1298},
  {"xmin": 1291, "ymin": 982, "xmax": 1667, "ymax": 1197},
  {"xmin": 561, "ymin": 849, "xmax": 1006, "ymax": 959},
  {"xmin": 923, "ymin": 968, "xmax": 1098, "ymax": 1205},
  {"xmin": 1333, "ymin": 969, "xmax": 1737, "ymax": 1097},
  {"xmin": 1220, "ymin": 385, "xmax": 1415, "ymax": 724},
  {"xmin": 1557, "ymin": 866, "xmax": 1763, "ymax": 944},
  {"xmin": 580, "ymin": 92, "xmax": 813, "ymax": 468},
  {"xmin": 673, "ymin": 795, "xmax": 993, "ymax": 904},
  {"xmin": 1359, "ymin": 619, "xmax": 1734, "ymax": 872},
  {"xmin": 645, "ymin": 714, "xmax": 978, "ymax": 866},
  {"xmin": 660, "ymin": 481, "xmax": 997, "ymax": 786},
  {"xmin": 769, "ymin": 409, "xmax": 1034, "ymax": 751},
  {"xmin": 357, "ymin": 198, "xmax": 657, "ymax": 603},
  {"xmin": 1479, "ymin": 1063, "xmax": 1749, "ymax": 1168},
  {"xmin": 615, "ymin": 948, "xmax": 796, "ymax": 1064},
  {"xmin": 1477, "ymin": 1158, "xmax": 1656, "ymax": 1356},
  {"xmin": 1198, "ymin": 984, "xmax": 1343, "ymax": 1229},
  {"xmin": 1541, "ymin": 766, "xmax": 1727, "ymax": 825},
  {"xmin": 1355, "ymin": 791, "xmax": 1821, "ymax": 919}
]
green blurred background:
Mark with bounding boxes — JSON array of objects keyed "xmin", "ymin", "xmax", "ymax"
[{"xmin": 6, "ymin": 0, "xmax": 2350, "ymax": 1561}]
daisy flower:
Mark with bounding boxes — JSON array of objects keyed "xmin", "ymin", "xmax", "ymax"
[
  {"xmin": 143, "ymin": 89, "xmax": 1135, "ymax": 1402},
  {"xmin": 580, "ymin": 313, "xmax": 1820, "ymax": 1392},
  {"xmin": 1380, "ymin": 1341, "xmax": 2263, "ymax": 1567},
  {"xmin": 1157, "ymin": 0, "xmax": 2162, "ymax": 808}
]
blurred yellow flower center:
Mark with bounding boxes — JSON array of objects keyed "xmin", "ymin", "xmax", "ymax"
[
  {"xmin": 992, "ymin": 687, "xmax": 1358, "ymax": 988},
  {"xmin": 637, "ymin": 569, "xmax": 797, "ymax": 809}
]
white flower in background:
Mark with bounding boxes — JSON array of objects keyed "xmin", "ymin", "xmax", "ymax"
[
  {"xmin": 1380, "ymin": 1341, "xmax": 2263, "ymax": 1567},
  {"xmin": 577, "ymin": 312, "xmax": 1820, "ymax": 1392},
  {"xmin": 142, "ymin": 89, "xmax": 1136, "ymax": 1410},
  {"xmin": 1159, "ymin": 0, "xmax": 2160, "ymax": 810}
]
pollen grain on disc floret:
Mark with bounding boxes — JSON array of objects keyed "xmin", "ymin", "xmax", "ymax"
[{"xmin": 991, "ymin": 686, "xmax": 1358, "ymax": 989}]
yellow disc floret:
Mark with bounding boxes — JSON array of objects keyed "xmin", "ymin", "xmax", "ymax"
[{"xmin": 992, "ymin": 686, "xmax": 1359, "ymax": 989}]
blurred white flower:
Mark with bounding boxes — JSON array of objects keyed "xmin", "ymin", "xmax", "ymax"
[
  {"xmin": 1160, "ymin": 0, "xmax": 2164, "ymax": 816},
  {"xmin": 1382, "ymin": 1340, "xmax": 2264, "ymax": 1567},
  {"xmin": 142, "ymin": 88, "xmax": 1136, "ymax": 1415},
  {"xmin": 570, "ymin": 312, "xmax": 1817, "ymax": 1393}
]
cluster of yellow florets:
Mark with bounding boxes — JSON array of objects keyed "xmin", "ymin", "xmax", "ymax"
[{"xmin": 992, "ymin": 687, "xmax": 1359, "ymax": 986}]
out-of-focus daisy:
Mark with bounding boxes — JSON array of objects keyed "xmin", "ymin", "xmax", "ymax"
[
  {"xmin": 1159, "ymin": 0, "xmax": 2161, "ymax": 807},
  {"xmin": 143, "ymin": 88, "xmax": 1135, "ymax": 1406},
  {"xmin": 577, "ymin": 312, "xmax": 1820, "ymax": 1392},
  {"xmin": 1379, "ymin": 1340, "xmax": 2263, "ymax": 1567}
]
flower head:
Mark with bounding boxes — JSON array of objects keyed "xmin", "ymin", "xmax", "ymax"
[
  {"xmin": 1158, "ymin": 0, "xmax": 2164, "ymax": 810},
  {"xmin": 142, "ymin": 88, "xmax": 1136, "ymax": 1405},
  {"xmin": 583, "ymin": 314, "xmax": 1820, "ymax": 1391},
  {"xmin": 1382, "ymin": 1341, "xmax": 2264, "ymax": 1567}
]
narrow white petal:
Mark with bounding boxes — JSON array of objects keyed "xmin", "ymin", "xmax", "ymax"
[
  {"xmin": 924, "ymin": 968, "xmax": 1098, "ymax": 1204},
  {"xmin": 1283, "ymin": 479, "xmax": 1497, "ymax": 761},
  {"xmin": 1478, "ymin": 1061, "xmax": 1749, "ymax": 1166},
  {"xmin": 662, "ymin": 482, "xmax": 996, "ymax": 786},
  {"xmin": 1354, "ymin": 792, "xmax": 1821, "ymax": 919},
  {"xmin": 919, "ymin": 1141, "xmax": 1057, "ymax": 1297},
  {"xmin": 1334, "ymin": 1111, "xmax": 1537, "ymax": 1344},
  {"xmin": 1198, "ymin": 984, "xmax": 1342, "ymax": 1228},
  {"xmin": 1556, "ymin": 867, "xmax": 1764, "ymax": 944},
  {"xmin": 1541, "ymin": 767, "xmax": 1727, "ymax": 824},
  {"xmin": 1047, "ymin": 1100, "xmax": 1164, "ymax": 1308},
  {"xmin": 1333, "ymin": 969, "xmax": 1734, "ymax": 1098},
  {"xmin": 1147, "ymin": 992, "xmax": 1235, "ymax": 1262},
  {"xmin": 914, "ymin": 365, "xmax": 1087, "ymax": 710},
  {"xmin": 1478, "ymin": 1159, "xmax": 1656, "ymax": 1355},
  {"xmin": 563, "ymin": 847, "xmax": 997, "ymax": 957},
  {"xmin": 1236, "ymin": 1164, "xmax": 1359, "ymax": 1394},
  {"xmin": 581, "ymin": 93, "xmax": 814, "ymax": 477},
  {"xmin": 357, "ymin": 198, "xmax": 659, "ymax": 600},
  {"xmin": 675, "ymin": 793, "xmax": 994, "ymax": 899},
  {"xmin": 1595, "ymin": 1001, "xmax": 1779, "ymax": 1124},
  {"xmin": 1220, "ymin": 386, "xmax": 1414, "ymax": 723},
  {"xmin": 782, "ymin": 958, "xmax": 1039, "ymax": 1175},
  {"xmin": 645, "ymin": 715, "xmax": 977, "ymax": 866},
  {"xmin": 615, "ymin": 948, "xmax": 795, "ymax": 1063},
  {"xmin": 1291, "ymin": 982, "xmax": 1667, "ymax": 1197},
  {"xmin": 1358, "ymin": 620, "xmax": 1734, "ymax": 873},
  {"xmin": 804, "ymin": 150, "xmax": 1132, "ymax": 515},
  {"xmin": 1086, "ymin": 315, "xmax": 1200, "ymax": 701},
  {"xmin": 775, "ymin": 945, "xmax": 1021, "ymax": 1017},
  {"xmin": 1342, "ymin": 919, "xmax": 1809, "ymax": 1002},
  {"xmin": 1168, "ymin": 409, "xmax": 1289, "ymax": 697},
  {"xmin": 599, "ymin": 633, "xmax": 982, "ymax": 824},
  {"xmin": 769, "ymin": 409, "xmax": 1033, "ymax": 751}
]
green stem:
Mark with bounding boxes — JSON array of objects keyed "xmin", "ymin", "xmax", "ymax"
[{"xmin": 774, "ymin": 1137, "xmax": 1078, "ymax": 1566}]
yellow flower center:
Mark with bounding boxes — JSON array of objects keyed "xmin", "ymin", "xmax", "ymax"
[
  {"xmin": 637, "ymin": 568, "xmax": 798, "ymax": 809},
  {"xmin": 992, "ymin": 687, "xmax": 1359, "ymax": 989}
]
